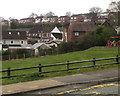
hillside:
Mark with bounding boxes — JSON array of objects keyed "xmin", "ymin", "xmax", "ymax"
[{"xmin": 2, "ymin": 46, "xmax": 118, "ymax": 70}]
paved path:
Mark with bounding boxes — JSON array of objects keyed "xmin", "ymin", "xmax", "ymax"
[{"xmin": 1, "ymin": 68, "xmax": 119, "ymax": 95}]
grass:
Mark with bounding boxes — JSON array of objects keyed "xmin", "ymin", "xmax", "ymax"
[{"xmin": 1, "ymin": 46, "xmax": 120, "ymax": 85}]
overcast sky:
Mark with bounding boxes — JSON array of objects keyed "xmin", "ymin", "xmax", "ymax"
[{"xmin": 0, "ymin": 0, "xmax": 118, "ymax": 20}]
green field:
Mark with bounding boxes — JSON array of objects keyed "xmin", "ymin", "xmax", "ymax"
[{"xmin": 2, "ymin": 46, "xmax": 119, "ymax": 85}]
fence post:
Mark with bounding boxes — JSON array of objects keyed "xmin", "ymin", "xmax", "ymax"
[
  {"xmin": 9, "ymin": 55, "xmax": 10, "ymax": 60},
  {"xmin": 16, "ymin": 54, "xmax": 18, "ymax": 59},
  {"xmin": 7, "ymin": 67, "xmax": 11, "ymax": 78},
  {"xmin": 39, "ymin": 64, "xmax": 42, "ymax": 74},
  {"xmin": 67, "ymin": 61, "xmax": 69, "ymax": 71},
  {"xmin": 23, "ymin": 53, "xmax": 25, "ymax": 59},
  {"xmin": 116, "ymin": 55, "xmax": 119, "ymax": 63},
  {"xmin": 93, "ymin": 58, "xmax": 96, "ymax": 66}
]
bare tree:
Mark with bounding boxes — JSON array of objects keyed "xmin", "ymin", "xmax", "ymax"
[
  {"xmin": 89, "ymin": 7, "xmax": 103, "ymax": 14},
  {"xmin": 65, "ymin": 11, "xmax": 72, "ymax": 17},
  {"xmin": 107, "ymin": 1, "xmax": 120, "ymax": 26},
  {"xmin": 29, "ymin": 13, "xmax": 38, "ymax": 18},
  {"xmin": 89, "ymin": 7, "xmax": 103, "ymax": 22},
  {"xmin": 45, "ymin": 11, "xmax": 55, "ymax": 17},
  {"xmin": 107, "ymin": 1, "xmax": 120, "ymax": 12},
  {"xmin": 0, "ymin": 17, "xmax": 4, "ymax": 22}
]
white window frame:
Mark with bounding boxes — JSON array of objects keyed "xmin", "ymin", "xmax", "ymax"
[
  {"xmin": 9, "ymin": 32, "xmax": 12, "ymax": 35},
  {"xmin": 21, "ymin": 41, "xmax": 24, "ymax": 44},
  {"xmin": 75, "ymin": 32, "xmax": 80, "ymax": 36},
  {"xmin": 11, "ymin": 41, "xmax": 14, "ymax": 44},
  {"xmin": 17, "ymin": 32, "xmax": 20, "ymax": 35}
]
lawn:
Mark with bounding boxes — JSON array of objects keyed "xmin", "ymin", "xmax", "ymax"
[{"xmin": 1, "ymin": 46, "xmax": 119, "ymax": 85}]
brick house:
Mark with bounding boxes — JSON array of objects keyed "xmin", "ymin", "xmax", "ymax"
[
  {"xmin": 46, "ymin": 16, "xmax": 58, "ymax": 23},
  {"xmin": 35, "ymin": 16, "xmax": 44, "ymax": 23},
  {"xmin": 70, "ymin": 14, "xmax": 84, "ymax": 22},
  {"xmin": 19, "ymin": 18, "xmax": 35, "ymax": 23},
  {"xmin": 63, "ymin": 22, "xmax": 96, "ymax": 42},
  {"xmin": 27, "ymin": 26, "xmax": 63, "ymax": 44},
  {"xmin": 97, "ymin": 12, "xmax": 109, "ymax": 22},
  {"xmin": 58, "ymin": 16, "xmax": 70, "ymax": 23}
]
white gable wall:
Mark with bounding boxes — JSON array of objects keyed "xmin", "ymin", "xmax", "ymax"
[{"xmin": 51, "ymin": 27, "xmax": 62, "ymax": 33}]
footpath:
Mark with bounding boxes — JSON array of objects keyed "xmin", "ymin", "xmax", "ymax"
[{"xmin": 1, "ymin": 68, "xmax": 119, "ymax": 95}]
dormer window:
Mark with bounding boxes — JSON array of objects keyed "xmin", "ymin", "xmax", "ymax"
[{"xmin": 9, "ymin": 32, "xmax": 11, "ymax": 35}]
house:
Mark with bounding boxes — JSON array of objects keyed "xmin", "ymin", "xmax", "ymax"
[
  {"xmin": 19, "ymin": 18, "xmax": 35, "ymax": 24},
  {"xmin": 31, "ymin": 43, "xmax": 51, "ymax": 55},
  {"xmin": 27, "ymin": 26, "xmax": 63, "ymax": 44},
  {"xmin": 1, "ymin": 20, "xmax": 9, "ymax": 25},
  {"xmin": 46, "ymin": 16, "xmax": 58, "ymax": 23},
  {"xmin": 70, "ymin": 14, "xmax": 84, "ymax": 22},
  {"xmin": 2, "ymin": 30, "xmax": 28, "ymax": 48},
  {"xmin": 58, "ymin": 16, "xmax": 70, "ymax": 23},
  {"xmin": 35, "ymin": 16, "xmax": 44, "ymax": 23},
  {"xmin": 27, "ymin": 25, "xmax": 54, "ymax": 43},
  {"xmin": 97, "ymin": 12, "xmax": 109, "ymax": 22},
  {"xmin": 63, "ymin": 22, "xmax": 96, "ymax": 42}
]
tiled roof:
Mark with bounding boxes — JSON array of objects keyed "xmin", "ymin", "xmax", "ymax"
[
  {"xmin": 29, "ymin": 26, "xmax": 55, "ymax": 34},
  {"xmin": 71, "ymin": 22, "xmax": 96, "ymax": 32},
  {"xmin": 59, "ymin": 16, "xmax": 70, "ymax": 18},
  {"xmin": 2, "ymin": 31, "xmax": 27, "ymax": 40}
]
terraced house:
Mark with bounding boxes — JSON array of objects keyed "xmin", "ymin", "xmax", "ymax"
[{"xmin": 27, "ymin": 26, "xmax": 63, "ymax": 44}]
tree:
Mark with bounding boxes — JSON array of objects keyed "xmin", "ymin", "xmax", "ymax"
[
  {"xmin": 91, "ymin": 26, "xmax": 117, "ymax": 46},
  {"xmin": 45, "ymin": 11, "xmax": 55, "ymax": 17},
  {"xmin": 89, "ymin": 7, "xmax": 103, "ymax": 13},
  {"xmin": 0, "ymin": 17, "xmax": 4, "ymax": 22},
  {"xmin": 65, "ymin": 11, "xmax": 72, "ymax": 16},
  {"xmin": 107, "ymin": 1, "xmax": 120, "ymax": 12},
  {"xmin": 107, "ymin": 1, "xmax": 120, "ymax": 26},
  {"xmin": 89, "ymin": 7, "xmax": 103, "ymax": 22},
  {"xmin": 29, "ymin": 13, "xmax": 38, "ymax": 18}
]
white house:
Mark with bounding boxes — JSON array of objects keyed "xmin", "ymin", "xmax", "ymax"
[{"xmin": 2, "ymin": 31, "xmax": 28, "ymax": 48}]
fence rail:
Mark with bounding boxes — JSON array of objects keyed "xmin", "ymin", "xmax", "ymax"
[{"xmin": 1, "ymin": 55, "xmax": 120, "ymax": 79}]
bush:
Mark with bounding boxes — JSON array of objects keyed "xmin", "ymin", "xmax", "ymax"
[
  {"xmin": 56, "ymin": 26, "xmax": 117, "ymax": 54},
  {"xmin": 38, "ymin": 49, "xmax": 53, "ymax": 56}
]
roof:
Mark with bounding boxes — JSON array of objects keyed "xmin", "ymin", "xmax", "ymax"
[
  {"xmin": 71, "ymin": 22, "xmax": 96, "ymax": 32},
  {"xmin": 29, "ymin": 25, "xmax": 55, "ymax": 34},
  {"xmin": 59, "ymin": 16, "xmax": 70, "ymax": 18},
  {"xmin": 31, "ymin": 43, "xmax": 51, "ymax": 49},
  {"xmin": 35, "ymin": 16, "xmax": 44, "ymax": 19},
  {"xmin": 2, "ymin": 31, "xmax": 27, "ymax": 40},
  {"xmin": 47, "ymin": 16, "xmax": 58, "ymax": 18}
]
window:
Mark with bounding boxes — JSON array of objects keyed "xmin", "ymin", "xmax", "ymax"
[
  {"xmin": 75, "ymin": 32, "xmax": 79, "ymax": 36},
  {"xmin": 74, "ymin": 17, "xmax": 77, "ymax": 19},
  {"xmin": 21, "ymin": 41, "xmax": 24, "ymax": 44},
  {"xmin": 11, "ymin": 41, "xmax": 13, "ymax": 44},
  {"xmin": 18, "ymin": 32, "xmax": 20, "ymax": 35},
  {"xmin": 33, "ymin": 34, "xmax": 35, "ymax": 36},
  {"xmin": 9, "ymin": 32, "xmax": 12, "ymax": 35}
]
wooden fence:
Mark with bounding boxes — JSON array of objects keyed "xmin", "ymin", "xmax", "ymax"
[{"xmin": 0, "ymin": 55, "xmax": 120, "ymax": 79}]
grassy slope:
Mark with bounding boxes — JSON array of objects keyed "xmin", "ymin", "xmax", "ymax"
[
  {"xmin": 2, "ymin": 46, "xmax": 119, "ymax": 85},
  {"xmin": 2, "ymin": 47, "xmax": 118, "ymax": 69}
]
